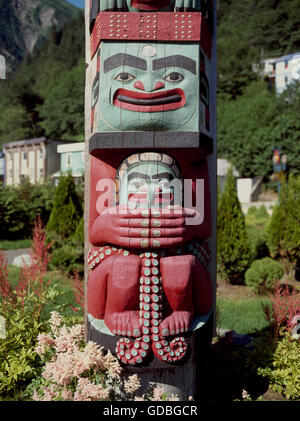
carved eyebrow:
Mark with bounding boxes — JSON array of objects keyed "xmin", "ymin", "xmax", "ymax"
[
  {"xmin": 152, "ymin": 55, "xmax": 196, "ymax": 74},
  {"xmin": 152, "ymin": 172, "xmax": 174, "ymax": 180},
  {"xmin": 103, "ymin": 53, "xmax": 147, "ymax": 73},
  {"xmin": 127, "ymin": 172, "xmax": 151, "ymax": 182}
]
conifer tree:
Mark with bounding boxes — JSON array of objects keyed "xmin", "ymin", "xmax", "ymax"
[
  {"xmin": 267, "ymin": 175, "xmax": 300, "ymax": 270},
  {"xmin": 217, "ymin": 168, "xmax": 251, "ymax": 284},
  {"xmin": 47, "ymin": 172, "xmax": 82, "ymax": 239}
]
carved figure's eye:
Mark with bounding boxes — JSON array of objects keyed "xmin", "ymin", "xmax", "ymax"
[
  {"xmin": 129, "ymin": 180, "xmax": 146, "ymax": 191},
  {"xmin": 164, "ymin": 72, "xmax": 184, "ymax": 83},
  {"xmin": 159, "ymin": 179, "xmax": 171, "ymax": 189},
  {"xmin": 115, "ymin": 72, "xmax": 135, "ymax": 82}
]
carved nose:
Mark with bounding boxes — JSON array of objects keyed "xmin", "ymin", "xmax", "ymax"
[
  {"xmin": 152, "ymin": 81, "xmax": 165, "ymax": 91},
  {"xmin": 134, "ymin": 81, "xmax": 165, "ymax": 91},
  {"xmin": 134, "ymin": 81, "xmax": 145, "ymax": 90}
]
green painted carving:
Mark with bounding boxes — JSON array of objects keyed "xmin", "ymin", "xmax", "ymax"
[
  {"xmin": 96, "ymin": 42, "xmax": 200, "ymax": 132},
  {"xmin": 118, "ymin": 153, "xmax": 182, "ymax": 208}
]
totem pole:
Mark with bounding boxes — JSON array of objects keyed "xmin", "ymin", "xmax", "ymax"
[{"xmin": 85, "ymin": 0, "xmax": 217, "ymax": 398}]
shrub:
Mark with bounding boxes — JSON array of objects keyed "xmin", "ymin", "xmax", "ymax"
[
  {"xmin": 266, "ymin": 175, "xmax": 300, "ymax": 268},
  {"xmin": 245, "ymin": 257, "xmax": 283, "ymax": 294},
  {"xmin": 47, "ymin": 173, "xmax": 82, "ymax": 239},
  {"xmin": 246, "ymin": 205, "xmax": 269, "ymax": 230},
  {"xmin": 258, "ymin": 332, "xmax": 300, "ymax": 400},
  {"xmin": 217, "ymin": 168, "xmax": 251, "ymax": 284},
  {"xmin": 50, "ymin": 241, "xmax": 84, "ymax": 276},
  {"xmin": 73, "ymin": 216, "xmax": 84, "ymax": 244},
  {"xmin": 253, "ymin": 285, "xmax": 300, "ymax": 401},
  {"xmin": 262, "ymin": 283, "xmax": 300, "ymax": 338},
  {"xmin": 0, "ymin": 179, "xmax": 54, "ymax": 240},
  {"xmin": 247, "ymin": 225, "xmax": 269, "ymax": 263}
]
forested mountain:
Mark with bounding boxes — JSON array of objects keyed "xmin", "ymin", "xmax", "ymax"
[
  {"xmin": 0, "ymin": 0, "xmax": 300, "ymax": 177},
  {"xmin": 0, "ymin": 13, "xmax": 85, "ymax": 146},
  {"xmin": 0, "ymin": 0, "xmax": 80, "ymax": 73}
]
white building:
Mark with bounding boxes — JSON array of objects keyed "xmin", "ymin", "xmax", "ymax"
[
  {"xmin": 51, "ymin": 142, "xmax": 85, "ymax": 186},
  {"xmin": 2, "ymin": 137, "xmax": 73, "ymax": 186},
  {"xmin": 217, "ymin": 158, "xmax": 264, "ymax": 204},
  {"xmin": 274, "ymin": 52, "xmax": 300, "ymax": 94}
]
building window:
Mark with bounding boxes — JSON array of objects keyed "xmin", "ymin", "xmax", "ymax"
[
  {"xmin": 40, "ymin": 168, "xmax": 43, "ymax": 178},
  {"xmin": 67, "ymin": 153, "xmax": 72, "ymax": 167},
  {"xmin": 23, "ymin": 152, "xmax": 27, "ymax": 160}
]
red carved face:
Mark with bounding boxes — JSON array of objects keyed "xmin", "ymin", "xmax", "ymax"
[{"xmin": 131, "ymin": 0, "xmax": 171, "ymax": 10}]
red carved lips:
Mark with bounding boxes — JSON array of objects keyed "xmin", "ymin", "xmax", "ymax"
[{"xmin": 113, "ymin": 88, "xmax": 186, "ymax": 112}]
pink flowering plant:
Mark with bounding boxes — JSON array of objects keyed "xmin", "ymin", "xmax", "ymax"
[
  {"xmin": 28, "ymin": 311, "xmax": 181, "ymax": 401},
  {"xmin": 0, "ymin": 218, "xmax": 67, "ymax": 398},
  {"xmin": 28, "ymin": 311, "xmax": 119, "ymax": 401}
]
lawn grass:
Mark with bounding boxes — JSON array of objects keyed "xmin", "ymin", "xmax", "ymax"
[
  {"xmin": 0, "ymin": 239, "xmax": 32, "ymax": 250},
  {"xmin": 217, "ymin": 296, "xmax": 271, "ymax": 335},
  {"xmin": 6, "ymin": 266, "xmax": 83, "ymax": 321}
]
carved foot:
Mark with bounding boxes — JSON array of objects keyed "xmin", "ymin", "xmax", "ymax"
[
  {"xmin": 105, "ymin": 311, "xmax": 141, "ymax": 337},
  {"xmin": 160, "ymin": 311, "xmax": 192, "ymax": 336}
]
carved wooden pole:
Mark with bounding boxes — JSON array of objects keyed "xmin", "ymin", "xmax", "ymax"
[{"xmin": 84, "ymin": 0, "xmax": 217, "ymax": 399}]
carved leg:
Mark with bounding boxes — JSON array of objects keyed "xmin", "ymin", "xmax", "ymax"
[
  {"xmin": 87, "ymin": 256, "xmax": 111, "ymax": 319},
  {"xmin": 159, "ymin": 255, "xmax": 195, "ymax": 336},
  {"xmin": 192, "ymin": 260, "xmax": 213, "ymax": 315},
  {"xmin": 104, "ymin": 254, "xmax": 141, "ymax": 337}
]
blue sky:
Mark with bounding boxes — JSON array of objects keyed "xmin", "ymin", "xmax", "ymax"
[{"xmin": 66, "ymin": 0, "xmax": 85, "ymax": 9}]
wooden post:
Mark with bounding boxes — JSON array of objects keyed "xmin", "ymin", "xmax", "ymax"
[{"xmin": 84, "ymin": 0, "xmax": 217, "ymax": 400}]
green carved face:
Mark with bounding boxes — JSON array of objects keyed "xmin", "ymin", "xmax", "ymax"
[
  {"xmin": 97, "ymin": 42, "xmax": 200, "ymax": 132},
  {"xmin": 119, "ymin": 161, "xmax": 182, "ymax": 208}
]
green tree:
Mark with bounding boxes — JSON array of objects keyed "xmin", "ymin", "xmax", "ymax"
[
  {"xmin": 217, "ymin": 169, "xmax": 251, "ymax": 284},
  {"xmin": 39, "ymin": 62, "xmax": 84, "ymax": 139},
  {"xmin": 47, "ymin": 173, "xmax": 82, "ymax": 239},
  {"xmin": 267, "ymin": 175, "xmax": 300, "ymax": 270},
  {"xmin": 0, "ymin": 105, "xmax": 32, "ymax": 145},
  {"xmin": 218, "ymin": 80, "xmax": 300, "ymax": 177},
  {"xmin": 0, "ymin": 179, "xmax": 54, "ymax": 239}
]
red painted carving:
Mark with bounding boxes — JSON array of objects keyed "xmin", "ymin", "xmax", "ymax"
[
  {"xmin": 90, "ymin": 12, "xmax": 212, "ymax": 59},
  {"xmin": 87, "ymin": 151, "xmax": 213, "ymax": 364}
]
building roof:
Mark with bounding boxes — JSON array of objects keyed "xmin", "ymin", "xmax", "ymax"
[
  {"xmin": 274, "ymin": 52, "xmax": 300, "ymax": 63},
  {"xmin": 2, "ymin": 137, "xmax": 77, "ymax": 149},
  {"xmin": 57, "ymin": 142, "xmax": 85, "ymax": 153}
]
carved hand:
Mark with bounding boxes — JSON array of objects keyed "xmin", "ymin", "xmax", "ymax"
[
  {"xmin": 148, "ymin": 205, "xmax": 202, "ymax": 248},
  {"xmin": 90, "ymin": 204, "xmax": 204, "ymax": 249}
]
